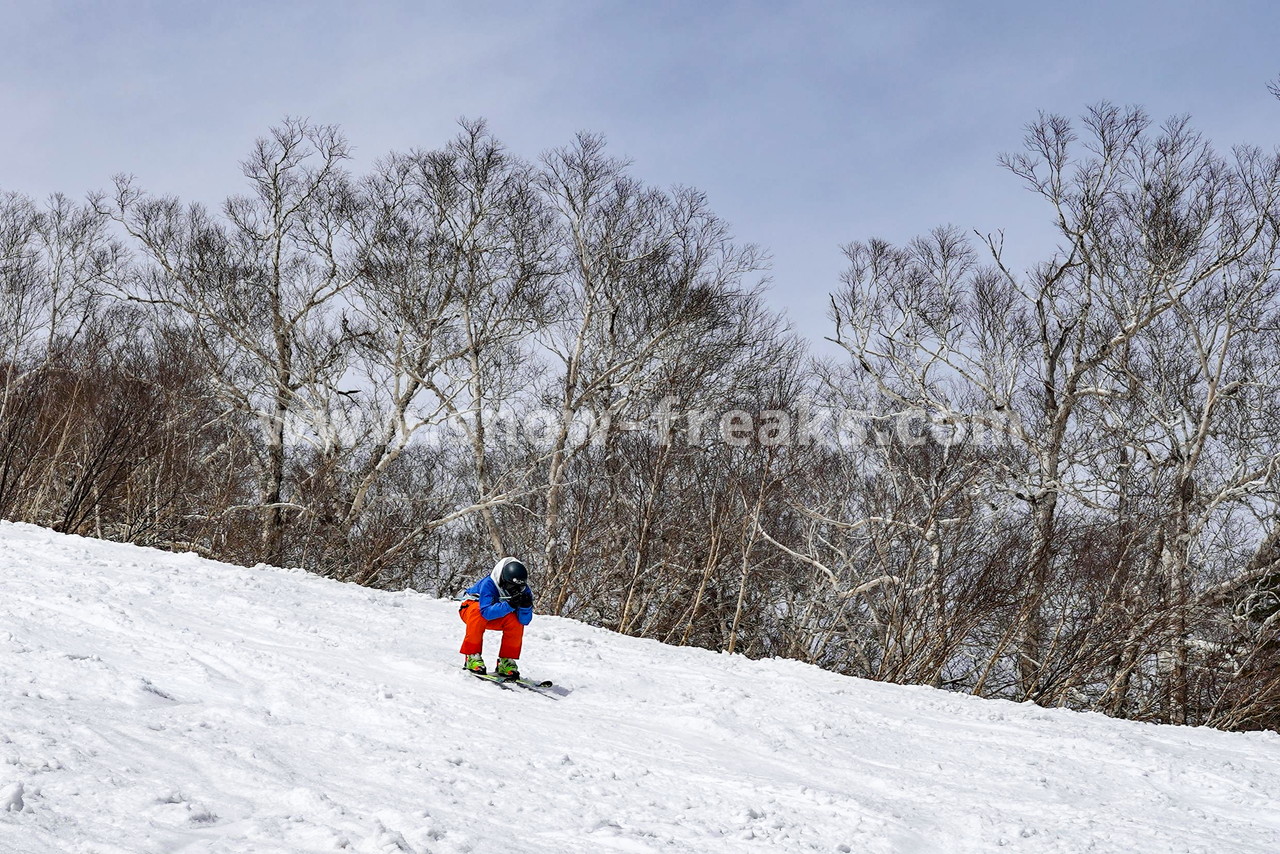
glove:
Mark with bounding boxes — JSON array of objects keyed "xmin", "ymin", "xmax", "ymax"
[{"xmin": 509, "ymin": 588, "xmax": 534, "ymax": 610}]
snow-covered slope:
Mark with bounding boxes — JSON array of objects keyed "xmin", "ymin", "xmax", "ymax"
[{"xmin": 1, "ymin": 523, "xmax": 1279, "ymax": 853}]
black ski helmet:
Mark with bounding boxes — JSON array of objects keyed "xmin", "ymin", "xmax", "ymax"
[{"xmin": 496, "ymin": 557, "xmax": 528, "ymax": 596}]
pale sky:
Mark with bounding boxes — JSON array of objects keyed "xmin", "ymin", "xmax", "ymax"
[{"xmin": 2, "ymin": 1, "xmax": 1277, "ymax": 342}]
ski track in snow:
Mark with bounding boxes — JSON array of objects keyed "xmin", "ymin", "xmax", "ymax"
[{"xmin": 1, "ymin": 521, "xmax": 1278, "ymax": 853}]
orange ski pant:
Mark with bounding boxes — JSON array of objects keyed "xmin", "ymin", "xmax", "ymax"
[{"xmin": 458, "ymin": 601, "xmax": 524, "ymax": 660}]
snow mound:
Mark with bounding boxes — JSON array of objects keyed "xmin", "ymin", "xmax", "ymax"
[{"xmin": 1, "ymin": 521, "xmax": 1279, "ymax": 853}]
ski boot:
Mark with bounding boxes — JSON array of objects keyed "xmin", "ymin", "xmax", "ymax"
[
  {"xmin": 464, "ymin": 654, "xmax": 486, "ymax": 674},
  {"xmin": 496, "ymin": 658, "xmax": 521, "ymax": 679}
]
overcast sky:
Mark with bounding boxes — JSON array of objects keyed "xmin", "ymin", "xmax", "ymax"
[{"xmin": 2, "ymin": 1, "xmax": 1277, "ymax": 342}]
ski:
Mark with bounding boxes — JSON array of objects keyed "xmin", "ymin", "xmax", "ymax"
[
  {"xmin": 509, "ymin": 677, "xmax": 554, "ymax": 689},
  {"xmin": 504, "ymin": 676, "xmax": 562, "ymax": 699},
  {"xmin": 470, "ymin": 671, "xmax": 560, "ymax": 698},
  {"xmin": 470, "ymin": 671, "xmax": 515, "ymax": 690}
]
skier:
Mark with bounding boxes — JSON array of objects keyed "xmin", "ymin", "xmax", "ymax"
[{"xmin": 458, "ymin": 556, "xmax": 534, "ymax": 678}]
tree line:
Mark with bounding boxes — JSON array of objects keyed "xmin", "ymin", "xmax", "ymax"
[{"xmin": 3, "ymin": 105, "xmax": 1278, "ymax": 731}]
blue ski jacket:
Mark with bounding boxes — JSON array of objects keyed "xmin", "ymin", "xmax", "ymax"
[{"xmin": 462, "ymin": 559, "xmax": 534, "ymax": 625}]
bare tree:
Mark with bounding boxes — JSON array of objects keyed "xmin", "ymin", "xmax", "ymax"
[
  {"xmin": 825, "ymin": 105, "xmax": 1280, "ymax": 716},
  {"xmin": 340, "ymin": 121, "xmax": 555, "ymax": 584},
  {"xmin": 110, "ymin": 119, "xmax": 359, "ymax": 566},
  {"xmin": 0, "ymin": 191, "xmax": 125, "ymax": 520},
  {"xmin": 534, "ymin": 133, "xmax": 768, "ymax": 611}
]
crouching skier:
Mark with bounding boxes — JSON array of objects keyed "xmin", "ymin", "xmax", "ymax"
[{"xmin": 458, "ymin": 556, "xmax": 534, "ymax": 679}]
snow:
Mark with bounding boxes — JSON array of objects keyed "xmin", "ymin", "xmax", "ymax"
[{"xmin": 1, "ymin": 522, "xmax": 1279, "ymax": 853}]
